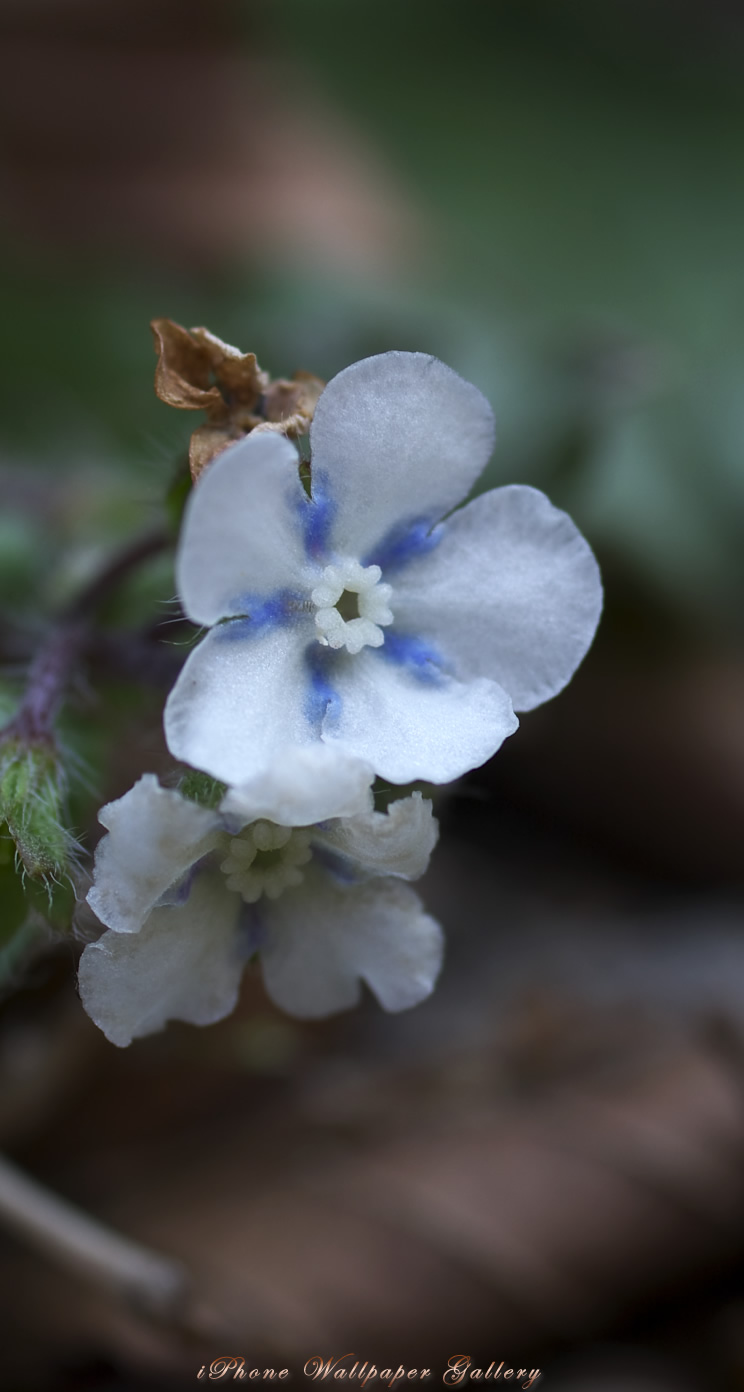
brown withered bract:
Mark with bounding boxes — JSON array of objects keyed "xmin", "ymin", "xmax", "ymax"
[{"xmin": 151, "ymin": 318, "xmax": 324, "ymax": 479}]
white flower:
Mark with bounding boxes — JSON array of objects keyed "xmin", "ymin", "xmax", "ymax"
[
  {"xmin": 79, "ymin": 759, "xmax": 442, "ymax": 1046},
  {"xmin": 164, "ymin": 351, "xmax": 602, "ymax": 788}
]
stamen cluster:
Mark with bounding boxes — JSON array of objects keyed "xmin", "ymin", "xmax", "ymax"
[
  {"xmin": 220, "ymin": 822, "xmax": 313, "ymax": 901},
  {"xmin": 312, "ymin": 560, "xmax": 394, "ymax": 654}
]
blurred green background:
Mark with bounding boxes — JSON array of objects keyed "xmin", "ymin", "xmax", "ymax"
[{"xmin": 3, "ymin": 0, "xmax": 744, "ymax": 631}]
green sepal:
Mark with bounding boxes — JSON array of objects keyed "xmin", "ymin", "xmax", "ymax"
[
  {"xmin": 0, "ymin": 738, "xmax": 72, "ymax": 881},
  {"xmin": 178, "ymin": 768, "xmax": 227, "ymax": 809},
  {"xmin": 0, "ymin": 848, "xmax": 75, "ymax": 988},
  {"xmin": 298, "ymin": 456, "xmax": 312, "ymax": 498}
]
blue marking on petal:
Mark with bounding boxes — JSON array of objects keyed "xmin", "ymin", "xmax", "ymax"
[
  {"xmin": 216, "ymin": 590, "xmax": 300, "ymax": 641},
  {"xmin": 304, "ymin": 645, "xmax": 342, "ymax": 731},
  {"xmin": 381, "ymin": 631, "xmax": 446, "ymax": 684},
  {"xmin": 155, "ymin": 853, "xmax": 213, "ymax": 908},
  {"xmin": 312, "ymin": 844, "xmax": 361, "ymax": 885},
  {"xmin": 301, "ymin": 468, "xmax": 336, "ymax": 560},
  {"xmin": 237, "ymin": 904, "xmax": 267, "ymax": 959},
  {"xmin": 216, "ymin": 617, "xmax": 258, "ymax": 642},
  {"xmin": 155, "ymin": 864, "xmax": 198, "ymax": 908},
  {"xmin": 364, "ymin": 516, "xmax": 443, "ymax": 575}
]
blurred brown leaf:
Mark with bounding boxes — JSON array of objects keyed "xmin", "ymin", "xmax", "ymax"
[
  {"xmin": 0, "ymin": 6, "xmax": 418, "ymax": 271},
  {"xmin": 2, "ymin": 970, "xmax": 744, "ymax": 1386}
]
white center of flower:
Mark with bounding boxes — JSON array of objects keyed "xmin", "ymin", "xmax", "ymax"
[
  {"xmin": 220, "ymin": 820, "xmax": 313, "ymax": 903},
  {"xmin": 311, "ymin": 559, "xmax": 394, "ymax": 655}
]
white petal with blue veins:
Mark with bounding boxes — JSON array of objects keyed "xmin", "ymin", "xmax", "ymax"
[
  {"xmin": 391, "ymin": 484, "xmax": 603, "ymax": 711},
  {"xmin": 165, "ymin": 622, "xmax": 318, "ymax": 787},
  {"xmin": 309, "ymin": 351, "xmax": 495, "ymax": 561},
  {"xmin": 322, "ymin": 645, "xmax": 518, "ymax": 784},
  {"xmin": 177, "ymin": 431, "xmax": 316, "ymax": 626}
]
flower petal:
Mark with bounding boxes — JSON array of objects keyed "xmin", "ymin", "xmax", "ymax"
[
  {"xmin": 86, "ymin": 775, "xmax": 222, "ymax": 934},
  {"xmin": 315, "ymin": 791, "xmax": 438, "ymax": 881},
  {"xmin": 164, "ymin": 623, "xmax": 318, "ymax": 786},
  {"xmin": 322, "ymin": 648, "xmax": 518, "ymax": 784},
  {"xmin": 309, "ymin": 352, "xmax": 495, "ymax": 560},
  {"xmin": 79, "ymin": 873, "xmax": 242, "ymax": 1047},
  {"xmin": 220, "ymin": 745, "xmax": 374, "ymax": 828},
  {"xmin": 260, "ymin": 867, "xmax": 443, "ymax": 1018},
  {"xmin": 176, "ymin": 430, "xmax": 314, "ymax": 626},
  {"xmin": 391, "ymin": 485, "xmax": 603, "ymax": 711}
]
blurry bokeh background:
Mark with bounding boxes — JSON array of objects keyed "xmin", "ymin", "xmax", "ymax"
[{"xmin": 2, "ymin": 0, "xmax": 744, "ymax": 1387}]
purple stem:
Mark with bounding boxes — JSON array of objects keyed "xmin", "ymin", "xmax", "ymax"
[{"xmin": 2, "ymin": 528, "xmax": 170, "ymax": 746}]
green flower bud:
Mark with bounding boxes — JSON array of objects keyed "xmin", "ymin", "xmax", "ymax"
[
  {"xmin": 0, "ymin": 737, "xmax": 71, "ymax": 882},
  {"xmin": 178, "ymin": 768, "xmax": 226, "ymax": 810}
]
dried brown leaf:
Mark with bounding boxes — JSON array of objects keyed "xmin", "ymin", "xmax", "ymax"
[
  {"xmin": 152, "ymin": 319, "xmax": 324, "ymax": 478},
  {"xmin": 187, "ymin": 424, "xmax": 236, "ymax": 481},
  {"xmin": 188, "ymin": 327, "xmax": 269, "ymax": 409},
  {"xmin": 263, "ymin": 372, "xmax": 324, "ymax": 430},
  {"xmin": 150, "ymin": 318, "xmax": 223, "ymax": 412}
]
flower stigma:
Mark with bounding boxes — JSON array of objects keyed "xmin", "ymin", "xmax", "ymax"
[
  {"xmin": 311, "ymin": 559, "xmax": 394, "ymax": 655},
  {"xmin": 220, "ymin": 820, "xmax": 313, "ymax": 902}
]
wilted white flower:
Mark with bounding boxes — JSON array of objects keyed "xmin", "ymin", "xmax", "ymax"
[
  {"xmin": 164, "ymin": 351, "xmax": 602, "ymax": 788},
  {"xmin": 79, "ymin": 751, "xmax": 442, "ymax": 1046}
]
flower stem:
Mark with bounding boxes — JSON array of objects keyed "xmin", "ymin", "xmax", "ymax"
[
  {"xmin": 0, "ymin": 1152, "xmax": 187, "ymax": 1317},
  {"xmin": 65, "ymin": 528, "xmax": 169, "ymax": 624},
  {"xmin": 9, "ymin": 619, "xmax": 87, "ymax": 744},
  {"xmin": 2, "ymin": 528, "xmax": 169, "ymax": 746}
]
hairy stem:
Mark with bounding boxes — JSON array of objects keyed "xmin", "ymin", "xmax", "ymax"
[
  {"xmin": 9, "ymin": 620, "xmax": 87, "ymax": 743},
  {"xmin": 2, "ymin": 528, "xmax": 169, "ymax": 746}
]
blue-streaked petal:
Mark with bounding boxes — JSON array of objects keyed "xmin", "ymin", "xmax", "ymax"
[
  {"xmin": 164, "ymin": 622, "xmax": 319, "ymax": 786},
  {"xmin": 322, "ymin": 647, "xmax": 518, "ymax": 784},
  {"xmin": 391, "ymin": 484, "xmax": 603, "ymax": 712},
  {"xmin": 363, "ymin": 514, "xmax": 442, "ymax": 575},
  {"xmin": 381, "ymin": 630, "xmax": 446, "ymax": 679},
  {"xmin": 176, "ymin": 430, "xmax": 317, "ymax": 627},
  {"xmin": 309, "ymin": 352, "xmax": 495, "ymax": 560},
  {"xmin": 304, "ymin": 643, "xmax": 342, "ymax": 729},
  {"xmin": 303, "ymin": 468, "xmax": 336, "ymax": 561}
]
